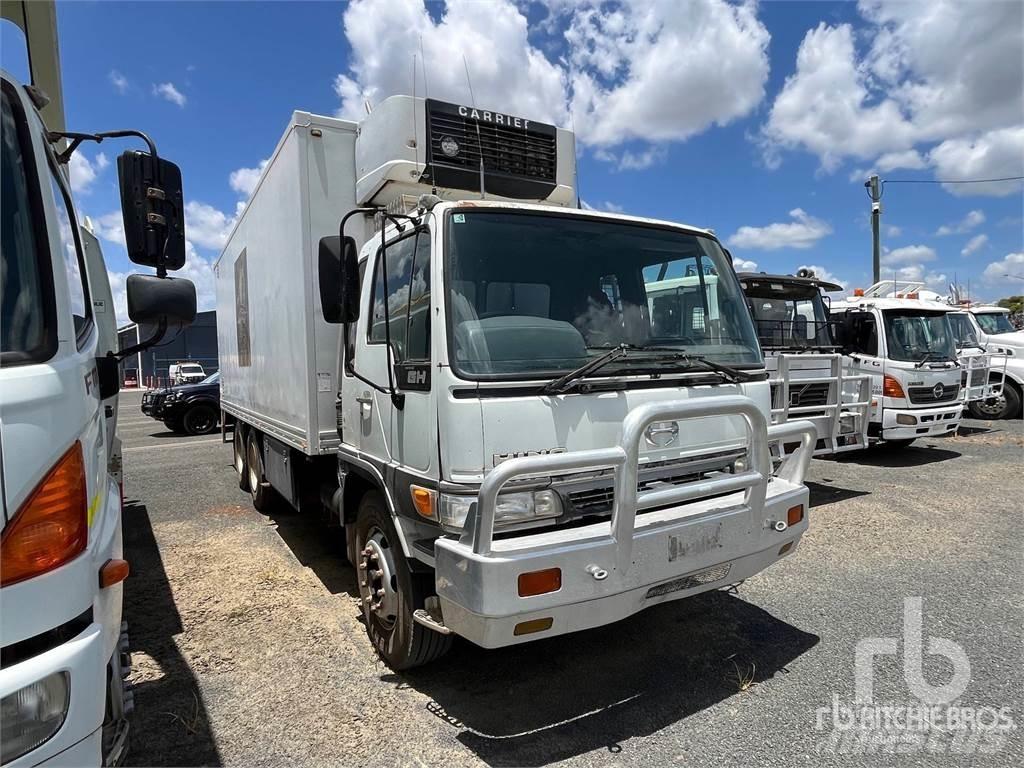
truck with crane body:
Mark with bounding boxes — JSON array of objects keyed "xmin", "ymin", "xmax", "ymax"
[{"xmin": 216, "ymin": 95, "xmax": 818, "ymax": 670}]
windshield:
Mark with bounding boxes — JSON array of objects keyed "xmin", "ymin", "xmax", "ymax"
[
  {"xmin": 182, "ymin": 365, "xmax": 203, "ymax": 373},
  {"xmin": 974, "ymin": 312, "xmax": 1015, "ymax": 335},
  {"xmin": 445, "ymin": 211, "xmax": 761, "ymax": 378},
  {"xmin": 883, "ymin": 310, "xmax": 956, "ymax": 363},
  {"xmin": 947, "ymin": 313, "xmax": 979, "ymax": 348},
  {"xmin": 743, "ymin": 282, "xmax": 834, "ymax": 349},
  {"xmin": 200, "ymin": 371, "xmax": 219, "ymax": 385}
]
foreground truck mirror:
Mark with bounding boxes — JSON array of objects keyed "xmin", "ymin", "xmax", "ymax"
[
  {"xmin": 118, "ymin": 150, "xmax": 186, "ymax": 272},
  {"xmin": 126, "ymin": 274, "xmax": 196, "ymax": 325},
  {"xmin": 318, "ymin": 235, "xmax": 360, "ymax": 324}
]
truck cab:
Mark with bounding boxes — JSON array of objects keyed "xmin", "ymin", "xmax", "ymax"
[
  {"xmin": 951, "ymin": 305, "xmax": 1022, "ymax": 420},
  {"xmin": 219, "ymin": 94, "xmax": 818, "ymax": 671},
  {"xmin": 831, "ymin": 282, "xmax": 963, "ymax": 447},
  {"xmin": 1, "ymin": 4, "xmax": 195, "ymax": 763},
  {"xmin": 738, "ymin": 271, "xmax": 871, "ymax": 456}
]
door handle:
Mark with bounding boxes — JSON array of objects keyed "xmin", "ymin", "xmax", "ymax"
[{"xmin": 355, "ymin": 392, "xmax": 373, "ymax": 405}]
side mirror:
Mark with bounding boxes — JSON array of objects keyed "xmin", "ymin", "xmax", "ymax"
[
  {"xmin": 126, "ymin": 274, "xmax": 196, "ymax": 325},
  {"xmin": 117, "ymin": 150, "xmax": 186, "ymax": 271},
  {"xmin": 318, "ymin": 235, "xmax": 360, "ymax": 324}
]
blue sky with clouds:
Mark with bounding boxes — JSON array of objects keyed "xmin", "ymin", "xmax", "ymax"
[{"xmin": 2, "ymin": 0, "xmax": 1022, "ymax": 322}]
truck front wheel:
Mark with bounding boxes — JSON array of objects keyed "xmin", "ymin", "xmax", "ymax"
[
  {"xmin": 968, "ymin": 380, "xmax": 1021, "ymax": 420},
  {"xmin": 354, "ymin": 491, "xmax": 452, "ymax": 670}
]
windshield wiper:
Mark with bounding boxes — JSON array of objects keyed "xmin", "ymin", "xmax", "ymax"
[
  {"xmin": 542, "ymin": 344, "xmax": 630, "ymax": 394},
  {"xmin": 542, "ymin": 345, "xmax": 749, "ymax": 394},
  {"xmin": 914, "ymin": 350, "xmax": 954, "ymax": 368}
]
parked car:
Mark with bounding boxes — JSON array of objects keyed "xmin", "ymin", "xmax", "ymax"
[
  {"xmin": 123, "ymin": 369, "xmax": 138, "ymax": 388},
  {"xmin": 168, "ymin": 361, "xmax": 206, "ymax": 384},
  {"xmin": 142, "ymin": 372, "xmax": 221, "ymax": 434}
]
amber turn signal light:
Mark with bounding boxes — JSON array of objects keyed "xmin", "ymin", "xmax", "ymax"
[
  {"xmin": 517, "ymin": 567, "xmax": 561, "ymax": 597},
  {"xmin": 787, "ymin": 504, "xmax": 804, "ymax": 527},
  {"xmin": 883, "ymin": 375, "xmax": 906, "ymax": 399},
  {"xmin": 409, "ymin": 486, "xmax": 436, "ymax": 520},
  {"xmin": 1, "ymin": 443, "xmax": 88, "ymax": 587},
  {"xmin": 513, "ymin": 617, "xmax": 554, "ymax": 636},
  {"xmin": 99, "ymin": 559, "xmax": 130, "ymax": 589}
]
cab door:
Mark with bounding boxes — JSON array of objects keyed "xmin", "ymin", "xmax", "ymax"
[{"xmin": 840, "ymin": 310, "xmax": 884, "ymax": 423}]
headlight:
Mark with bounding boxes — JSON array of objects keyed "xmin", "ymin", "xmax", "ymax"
[
  {"xmin": 438, "ymin": 490, "xmax": 562, "ymax": 531},
  {"xmin": 1, "ymin": 672, "xmax": 69, "ymax": 763}
]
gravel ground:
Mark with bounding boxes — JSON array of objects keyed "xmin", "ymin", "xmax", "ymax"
[{"xmin": 117, "ymin": 389, "xmax": 1023, "ymax": 767}]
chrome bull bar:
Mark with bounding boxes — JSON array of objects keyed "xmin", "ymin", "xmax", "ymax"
[
  {"xmin": 959, "ymin": 351, "xmax": 1007, "ymax": 404},
  {"xmin": 467, "ymin": 396, "xmax": 816, "ymax": 568}
]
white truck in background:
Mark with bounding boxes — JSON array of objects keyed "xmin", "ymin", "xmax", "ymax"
[
  {"xmin": 216, "ymin": 94, "xmax": 818, "ymax": 670},
  {"xmin": 1, "ymin": 3, "xmax": 196, "ymax": 764},
  {"xmin": 737, "ymin": 270, "xmax": 871, "ymax": 456},
  {"xmin": 830, "ymin": 282, "xmax": 964, "ymax": 447}
]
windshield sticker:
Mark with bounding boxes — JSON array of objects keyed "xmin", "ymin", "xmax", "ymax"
[{"xmin": 453, "ymin": 213, "xmax": 465, "ymax": 224}]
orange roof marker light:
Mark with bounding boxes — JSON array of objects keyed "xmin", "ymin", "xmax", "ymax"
[{"xmin": 853, "ymin": 288, "xmax": 865, "ymax": 297}]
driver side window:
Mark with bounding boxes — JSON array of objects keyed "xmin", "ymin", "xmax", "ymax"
[{"xmin": 368, "ymin": 230, "xmax": 430, "ymax": 361}]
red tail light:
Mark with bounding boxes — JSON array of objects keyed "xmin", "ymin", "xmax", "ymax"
[{"xmin": 1, "ymin": 443, "xmax": 88, "ymax": 587}]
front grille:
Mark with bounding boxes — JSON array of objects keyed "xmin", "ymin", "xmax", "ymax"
[
  {"xmin": 427, "ymin": 110, "xmax": 556, "ymax": 182},
  {"xmin": 908, "ymin": 384, "xmax": 960, "ymax": 405},
  {"xmin": 788, "ymin": 382, "xmax": 830, "ymax": 408}
]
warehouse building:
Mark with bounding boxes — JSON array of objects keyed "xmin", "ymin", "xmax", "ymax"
[{"xmin": 118, "ymin": 309, "xmax": 219, "ymax": 388}]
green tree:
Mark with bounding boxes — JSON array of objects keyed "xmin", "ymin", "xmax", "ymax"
[{"xmin": 996, "ymin": 295, "xmax": 1024, "ymax": 313}]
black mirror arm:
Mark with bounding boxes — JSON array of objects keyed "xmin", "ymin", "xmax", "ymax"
[
  {"xmin": 111, "ymin": 316, "xmax": 168, "ymax": 360},
  {"xmin": 47, "ymin": 129, "xmax": 159, "ymax": 167}
]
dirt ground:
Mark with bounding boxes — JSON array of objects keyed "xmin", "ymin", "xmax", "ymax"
[{"xmin": 117, "ymin": 390, "xmax": 1023, "ymax": 768}]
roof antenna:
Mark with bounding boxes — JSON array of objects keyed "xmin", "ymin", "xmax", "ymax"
[
  {"xmin": 412, "ymin": 54, "xmax": 419, "ymax": 180},
  {"xmin": 462, "ymin": 54, "xmax": 485, "ymax": 199},
  {"xmin": 419, "ymin": 36, "xmax": 437, "ymax": 195}
]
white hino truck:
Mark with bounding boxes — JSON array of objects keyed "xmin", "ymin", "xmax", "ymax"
[
  {"xmin": 737, "ymin": 270, "xmax": 871, "ymax": 456},
  {"xmin": 1, "ymin": 2, "xmax": 195, "ymax": 764},
  {"xmin": 830, "ymin": 282, "xmax": 964, "ymax": 447},
  {"xmin": 216, "ymin": 95, "xmax": 817, "ymax": 670}
]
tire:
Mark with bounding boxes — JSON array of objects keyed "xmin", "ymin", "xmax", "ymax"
[
  {"xmin": 354, "ymin": 491, "xmax": 452, "ymax": 670},
  {"xmin": 162, "ymin": 417, "xmax": 183, "ymax": 433},
  {"xmin": 245, "ymin": 430, "xmax": 273, "ymax": 512},
  {"xmin": 968, "ymin": 380, "xmax": 1022, "ymax": 420},
  {"xmin": 182, "ymin": 404, "xmax": 218, "ymax": 435},
  {"xmin": 234, "ymin": 426, "xmax": 248, "ymax": 488},
  {"xmin": 883, "ymin": 438, "xmax": 916, "ymax": 449}
]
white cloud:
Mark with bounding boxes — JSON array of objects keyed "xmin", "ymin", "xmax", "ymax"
[
  {"xmin": 726, "ymin": 208, "xmax": 832, "ymax": 251},
  {"xmin": 731, "ymin": 256, "xmax": 758, "ymax": 272},
  {"xmin": 109, "ymin": 70, "xmax": 128, "ymax": 94},
  {"xmin": 760, "ymin": 1, "xmax": 1024, "ymax": 190},
  {"xmin": 184, "ymin": 200, "xmax": 237, "ymax": 251},
  {"xmin": 336, "ymin": 0, "xmax": 567, "ymax": 127},
  {"xmin": 928, "ymin": 127, "xmax": 1024, "ymax": 197},
  {"xmin": 936, "ymin": 209, "xmax": 985, "ymax": 236},
  {"xmin": 153, "ymin": 82, "xmax": 187, "ymax": 107},
  {"xmin": 886, "ymin": 225, "xmax": 902, "ymax": 237},
  {"xmin": 797, "ymin": 264, "xmax": 845, "ymax": 288},
  {"xmin": 89, "ymin": 210, "xmax": 126, "ymax": 247},
  {"xmin": 567, "ymin": 0, "xmax": 770, "ymax": 147},
  {"xmin": 982, "ymin": 252, "xmax": 1024, "ymax": 285},
  {"xmin": 961, "ymin": 234, "xmax": 989, "ymax": 257},
  {"xmin": 335, "ymin": 0, "xmax": 770, "ymax": 153},
  {"xmin": 68, "ymin": 152, "xmax": 109, "ymax": 195},
  {"xmin": 888, "ymin": 264, "xmax": 947, "ymax": 289},
  {"xmin": 875, "ymin": 149, "xmax": 926, "ymax": 172},
  {"xmin": 881, "ymin": 244, "xmax": 936, "ymax": 267},
  {"xmin": 229, "ymin": 159, "xmax": 269, "ymax": 197},
  {"xmin": 596, "ymin": 145, "xmax": 668, "ymax": 171}
]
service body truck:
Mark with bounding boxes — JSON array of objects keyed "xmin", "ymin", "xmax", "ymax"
[
  {"xmin": 947, "ymin": 303, "xmax": 1022, "ymax": 420},
  {"xmin": 216, "ymin": 95, "xmax": 817, "ymax": 670},
  {"xmin": 831, "ymin": 282, "xmax": 963, "ymax": 447},
  {"xmin": 738, "ymin": 271, "xmax": 870, "ymax": 456},
  {"xmin": 1, "ymin": 3, "xmax": 195, "ymax": 763}
]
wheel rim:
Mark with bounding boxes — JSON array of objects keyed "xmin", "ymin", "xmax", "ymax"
[
  {"xmin": 188, "ymin": 410, "xmax": 214, "ymax": 433},
  {"xmin": 974, "ymin": 393, "xmax": 1006, "ymax": 417},
  {"xmin": 234, "ymin": 436, "xmax": 244, "ymax": 474},
  {"xmin": 247, "ymin": 441, "xmax": 260, "ymax": 492},
  {"xmin": 359, "ymin": 528, "xmax": 398, "ymax": 629}
]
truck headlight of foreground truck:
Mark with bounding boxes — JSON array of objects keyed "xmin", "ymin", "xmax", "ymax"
[
  {"xmin": 0, "ymin": 672, "xmax": 70, "ymax": 764},
  {"xmin": 431, "ymin": 489, "xmax": 562, "ymax": 531}
]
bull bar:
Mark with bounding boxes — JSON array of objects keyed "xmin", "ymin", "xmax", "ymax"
[{"xmin": 432, "ymin": 396, "xmax": 817, "ymax": 648}]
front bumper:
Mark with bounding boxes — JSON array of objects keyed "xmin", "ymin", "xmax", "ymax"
[
  {"xmin": 140, "ymin": 393, "xmax": 165, "ymax": 417},
  {"xmin": 881, "ymin": 402, "xmax": 962, "ymax": 440},
  {"xmin": 0, "ymin": 623, "xmax": 106, "ymax": 768},
  {"xmin": 434, "ymin": 396, "xmax": 815, "ymax": 649}
]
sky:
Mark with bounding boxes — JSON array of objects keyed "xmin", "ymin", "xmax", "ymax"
[{"xmin": 2, "ymin": 0, "xmax": 1022, "ymax": 324}]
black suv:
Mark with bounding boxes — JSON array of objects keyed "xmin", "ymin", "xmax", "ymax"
[{"xmin": 142, "ymin": 371, "xmax": 221, "ymax": 435}]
